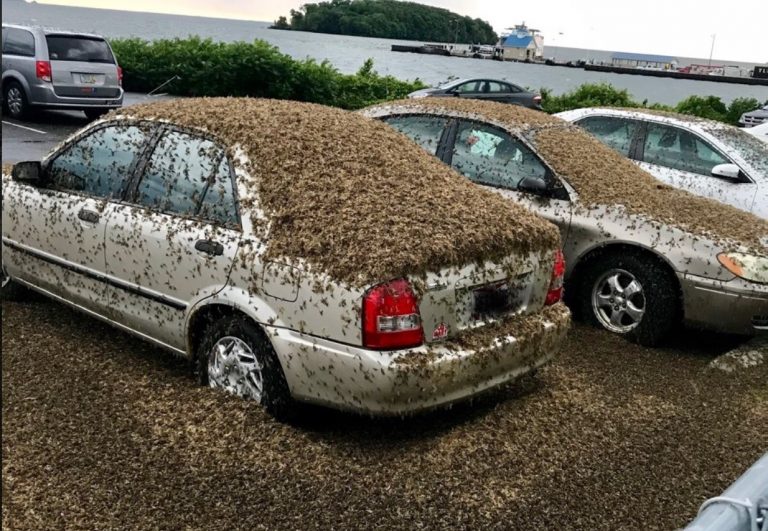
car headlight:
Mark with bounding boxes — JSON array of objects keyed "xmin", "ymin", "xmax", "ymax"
[{"xmin": 718, "ymin": 252, "xmax": 768, "ymax": 284}]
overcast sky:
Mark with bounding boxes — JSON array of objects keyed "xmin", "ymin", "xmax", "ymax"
[{"xmin": 35, "ymin": 0, "xmax": 768, "ymax": 62}]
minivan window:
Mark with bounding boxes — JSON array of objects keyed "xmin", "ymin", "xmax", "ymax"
[
  {"xmin": 45, "ymin": 35, "xmax": 114, "ymax": 63},
  {"xmin": 48, "ymin": 125, "xmax": 148, "ymax": 198},
  {"xmin": 4, "ymin": 28, "xmax": 35, "ymax": 57}
]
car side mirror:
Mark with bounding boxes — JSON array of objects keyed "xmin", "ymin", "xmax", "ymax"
[
  {"xmin": 711, "ymin": 163, "xmax": 742, "ymax": 181},
  {"xmin": 518, "ymin": 176, "xmax": 549, "ymax": 196},
  {"xmin": 11, "ymin": 161, "xmax": 43, "ymax": 185}
]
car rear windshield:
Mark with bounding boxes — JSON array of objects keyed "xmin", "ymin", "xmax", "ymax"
[{"xmin": 45, "ymin": 35, "xmax": 115, "ymax": 63}]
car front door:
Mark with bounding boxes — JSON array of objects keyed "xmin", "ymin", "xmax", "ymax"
[
  {"xmin": 446, "ymin": 119, "xmax": 572, "ymax": 244},
  {"xmin": 2, "ymin": 123, "xmax": 151, "ymax": 313},
  {"xmin": 104, "ymin": 128, "xmax": 242, "ymax": 351},
  {"xmin": 636, "ymin": 121, "xmax": 757, "ymax": 212}
]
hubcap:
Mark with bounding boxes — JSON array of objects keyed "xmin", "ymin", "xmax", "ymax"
[
  {"xmin": 7, "ymin": 88, "xmax": 23, "ymax": 115},
  {"xmin": 207, "ymin": 336, "xmax": 263, "ymax": 402},
  {"xmin": 591, "ymin": 269, "xmax": 646, "ymax": 333}
]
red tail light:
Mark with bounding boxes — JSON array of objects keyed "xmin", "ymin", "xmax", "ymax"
[
  {"xmin": 117, "ymin": 65, "xmax": 123, "ymax": 86},
  {"xmin": 545, "ymin": 250, "xmax": 566, "ymax": 306},
  {"xmin": 36, "ymin": 61, "xmax": 52, "ymax": 82},
  {"xmin": 363, "ymin": 279, "xmax": 424, "ymax": 350}
]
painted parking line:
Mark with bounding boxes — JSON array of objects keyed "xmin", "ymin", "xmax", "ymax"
[{"xmin": 2, "ymin": 121, "xmax": 47, "ymax": 134}]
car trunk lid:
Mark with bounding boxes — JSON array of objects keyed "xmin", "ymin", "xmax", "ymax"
[{"xmin": 415, "ymin": 249, "xmax": 556, "ymax": 344}]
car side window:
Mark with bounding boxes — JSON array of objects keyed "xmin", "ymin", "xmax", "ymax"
[
  {"xmin": 577, "ymin": 116, "xmax": 640, "ymax": 156},
  {"xmin": 382, "ymin": 115, "xmax": 448, "ymax": 155},
  {"xmin": 4, "ymin": 28, "xmax": 35, "ymax": 57},
  {"xmin": 455, "ymin": 81, "xmax": 480, "ymax": 93},
  {"xmin": 487, "ymin": 81, "xmax": 509, "ymax": 93},
  {"xmin": 643, "ymin": 123, "xmax": 729, "ymax": 175},
  {"xmin": 136, "ymin": 130, "xmax": 234, "ymax": 223},
  {"xmin": 198, "ymin": 156, "xmax": 239, "ymax": 227},
  {"xmin": 451, "ymin": 121, "xmax": 548, "ymax": 190},
  {"xmin": 48, "ymin": 124, "xmax": 148, "ymax": 199}
]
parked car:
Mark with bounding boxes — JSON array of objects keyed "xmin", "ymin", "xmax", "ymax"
[
  {"xmin": 745, "ymin": 122, "xmax": 768, "ymax": 144},
  {"xmin": 739, "ymin": 104, "xmax": 768, "ymax": 127},
  {"xmin": 1, "ymin": 24, "xmax": 123, "ymax": 120},
  {"xmin": 408, "ymin": 78, "xmax": 542, "ymax": 109},
  {"xmin": 1, "ymin": 98, "xmax": 570, "ymax": 418},
  {"xmin": 556, "ymin": 108, "xmax": 767, "ymax": 219},
  {"xmin": 362, "ymin": 98, "xmax": 768, "ymax": 346}
]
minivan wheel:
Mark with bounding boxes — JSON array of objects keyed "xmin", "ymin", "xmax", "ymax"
[
  {"xmin": 576, "ymin": 252, "xmax": 680, "ymax": 347},
  {"xmin": 84, "ymin": 108, "xmax": 109, "ymax": 121},
  {"xmin": 3, "ymin": 81, "xmax": 28, "ymax": 120},
  {"xmin": 196, "ymin": 314, "xmax": 297, "ymax": 420}
]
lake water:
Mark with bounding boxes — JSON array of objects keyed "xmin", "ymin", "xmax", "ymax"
[{"xmin": 3, "ymin": 0, "xmax": 767, "ymax": 105}]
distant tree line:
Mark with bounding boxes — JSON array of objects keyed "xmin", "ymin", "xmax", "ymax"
[{"xmin": 271, "ymin": 0, "xmax": 498, "ymax": 44}]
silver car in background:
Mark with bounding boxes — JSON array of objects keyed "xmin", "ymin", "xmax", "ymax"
[
  {"xmin": 556, "ymin": 108, "xmax": 768, "ymax": 219},
  {"xmin": 1, "ymin": 24, "xmax": 123, "ymax": 120},
  {"xmin": 363, "ymin": 99, "xmax": 768, "ymax": 346}
]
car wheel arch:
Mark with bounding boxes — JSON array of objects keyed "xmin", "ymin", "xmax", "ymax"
[{"xmin": 566, "ymin": 242, "xmax": 683, "ymax": 309}]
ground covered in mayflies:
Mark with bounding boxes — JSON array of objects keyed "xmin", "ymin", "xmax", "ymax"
[{"xmin": 3, "ymin": 299, "xmax": 766, "ymax": 530}]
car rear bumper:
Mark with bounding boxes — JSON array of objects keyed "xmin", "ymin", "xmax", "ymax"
[
  {"xmin": 268, "ymin": 303, "xmax": 571, "ymax": 415},
  {"xmin": 28, "ymin": 82, "xmax": 123, "ymax": 109},
  {"xmin": 681, "ymin": 274, "xmax": 768, "ymax": 335}
]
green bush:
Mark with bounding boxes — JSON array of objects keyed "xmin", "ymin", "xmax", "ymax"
[
  {"xmin": 110, "ymin": 37, "xmax": 425, "ymax": 110},
  {"xmin": 674, "ymin": 95, "xmax": 728, "ymax": 122},
  {"xmin": 725, "ymin": 97, "xmax": 762, "ymax": 125},
  {"xmin": 540, "ymin": 83, "xmax": 640, "ymax": 114}
]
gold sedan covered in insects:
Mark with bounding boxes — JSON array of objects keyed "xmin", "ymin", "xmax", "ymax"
[
  {"xmin": 1, "ymin": 98, "xmax": 570, "ymax": 418},
  {"xmin": 362, "ymin": 99, "xmax": 768, "ymax": 346}
]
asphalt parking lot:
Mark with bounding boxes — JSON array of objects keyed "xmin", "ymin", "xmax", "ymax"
[
  {"xmin": 2, "ymin": 297, "xmax": 766, "ymax": 530},
  {"xmin": 1, "ymin": 93, "xmax": 175, "ymax": 164}
]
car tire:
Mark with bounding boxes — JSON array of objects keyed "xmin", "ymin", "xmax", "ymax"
[
  {"xmin": 575, "ymin": 251, "xmax": 680, "ymax": 347},
  {"xmin": 3, "ymin": 81, "xmax": 28, "ymax": 120},
  {"xmin": 196, "ymin": 314, "xmax": 298, "ymax": 420},
  {"xmin": 84, "ymin": 108, "xmax": 110, "ymax": 121}
]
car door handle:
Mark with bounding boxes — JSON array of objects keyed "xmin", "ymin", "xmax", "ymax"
[
  {"xmin": 195, "ymin": 239, "xmax": 224, "ymax": 256},
  {"xmin": 77, "ymin": 209, "xmax": 100, "ymax": 223}
]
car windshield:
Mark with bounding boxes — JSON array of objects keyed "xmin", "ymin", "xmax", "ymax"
[
  {"xmin": 45, "ymin": 35, "xmax": 115, "ymax": 63},
  {"xmin": 705, "ymin": 126, "xmax": 768, "ymax": 175}
]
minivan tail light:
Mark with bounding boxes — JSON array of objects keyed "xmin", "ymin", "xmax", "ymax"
[
  {"xmin": 363, "ymin": 279, "xmax": 424, "ymax": 350},
  {"xmin": 545, "ymin": 250, "xmax": 566, "ymax": 306},
  {"xmin": 36, "ymin": 61, "xmax": 52, "ymax": 82},
  {"xmin": 117, "ymin": 66, "xmax": 123, "ymax": 86}
]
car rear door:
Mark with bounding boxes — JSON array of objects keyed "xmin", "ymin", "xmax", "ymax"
[
  {"xmin": 44, "ymin": 34, "xmax": 121, "ymax": 99},
  {"xmin": 636, "ymin": 121, "xmax": 757, "ymax": 212},
  {"xmin": 379, "ymin": 114, "xmax": 451, "ymax": 157},
  {"xmin": 104, "ymin": 127, "xmax": 242, "ymax": 351},
  {"xmin": 2, "ymin": 123, "xmax": 151, "ymax": 313},
  {"xmin": 574, "ymin": 115, "xmax": 643, "ymax": 159}
]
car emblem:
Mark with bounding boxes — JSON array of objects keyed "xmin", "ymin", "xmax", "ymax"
[{"xmin": 432, "ymin": 323, "xmax": 449, "ymax": 340}]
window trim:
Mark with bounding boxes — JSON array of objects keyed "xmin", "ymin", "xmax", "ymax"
[
  {"xmin": 126, "ymin": 125, "xmax": 242, "ymax": 229},
  {"xmin": 635, "ymin": 119, "xmax": 751, "ymax": 182},
  {"xmin": 43, "ymin": 120, "xmax": 157, "ymax": 202}
]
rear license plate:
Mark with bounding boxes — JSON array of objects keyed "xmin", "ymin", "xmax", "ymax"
[
  {"xmin": 80, "ymin": 74, "xmax": 97, "ymax": 84},
  {"xmin": 473, "ymin": 281, "xmax": 516, "ymax": 319}
]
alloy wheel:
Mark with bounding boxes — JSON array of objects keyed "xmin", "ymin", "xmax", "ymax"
[
  {"xmin": 7, "ymin": 87, "xmax": 23, "ymax": 116},
  {"xmin": 591, "ymin": 268, "xmax": 646, "ymax": 333},
  {"xmin": 207, "ymin": 336, "xmax": 264, "ymax": 401}
]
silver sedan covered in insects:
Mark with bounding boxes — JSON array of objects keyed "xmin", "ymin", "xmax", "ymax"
[
  {"xmin": 362, "ymin": 98, "xmax": 768, "ymax": 346},
  {"xmin": 1, "ymin": 98, "xmax": 570, "ymax": 418}
]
